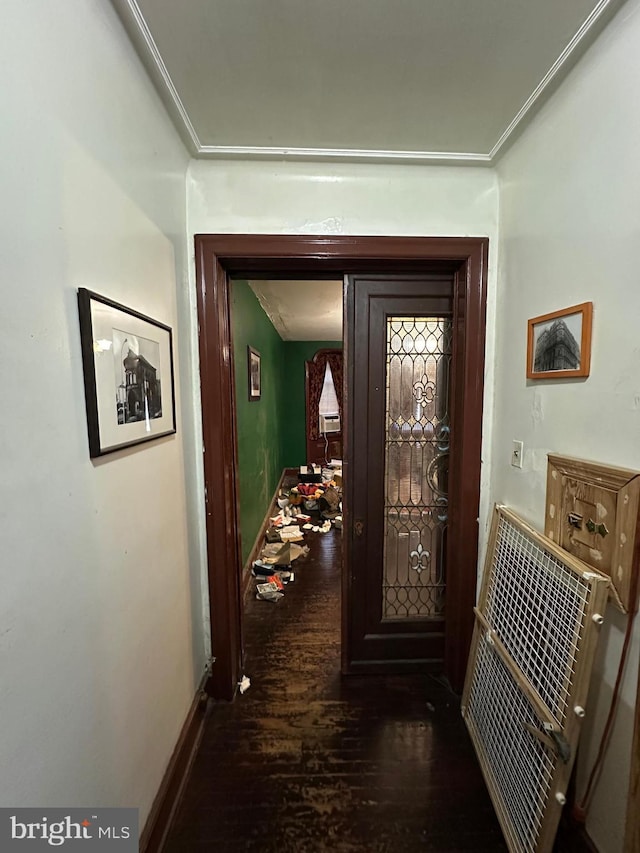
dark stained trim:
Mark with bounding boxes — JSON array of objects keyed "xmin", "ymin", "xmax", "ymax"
[
  {"xmin": 196, "ymin": 234, "xmax": 486, "ymax": 275},
  {"xmin": 195, "ymin": 241, "xmax": 244, "ymax": 701},
  {"xmin": 195, "ymin": 235, "xmax": 488, "ymax": 698},
  {"xmin": 139, "ymin": 680, "xmax": 208, "ymax": 853},
  {"xmin": 444, "ymin": 251, "xmax": 488, "ymax": 689}
]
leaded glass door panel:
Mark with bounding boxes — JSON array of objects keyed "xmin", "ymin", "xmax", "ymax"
[
  {"xmin": 345, "ymin": 275, "xmax": 455, "ymax": 673},
  {"xmin": 384, "ymin": 316, "xmax": 451, "ymax": 621}
]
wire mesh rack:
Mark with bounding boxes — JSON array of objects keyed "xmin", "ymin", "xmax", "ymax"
[
  {"xmin": 485, "ymin": 515, "xmax": 591, "ymax": 725},
  {"xmin": 462, "ymin": 505, "xmax": 610, "ymax": 853},
  {"xmin": 466, "ymin": 629, "xmax": 555, "ymax": 853}
]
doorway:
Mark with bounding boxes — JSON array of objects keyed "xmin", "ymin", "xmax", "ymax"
[{"xmin": 195, "ymin": 235, "xmax": 488, "ymax": 699}]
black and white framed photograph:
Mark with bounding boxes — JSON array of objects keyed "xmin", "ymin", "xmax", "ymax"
[
  {"xmin": 77, "ymin": 288, "xmax": 176, "ymax": 457},
  {"xmin": 526, "ymin": 302, "xmax": 593, "ymax": 380},
  {"xmin": 247, "ymin": 346, "xmax": 261, "ymax": 401}
]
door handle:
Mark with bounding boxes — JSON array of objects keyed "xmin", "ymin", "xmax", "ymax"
[{"xmin": 354, "ymin": 520, "xmax": 364, "ymax": 537}]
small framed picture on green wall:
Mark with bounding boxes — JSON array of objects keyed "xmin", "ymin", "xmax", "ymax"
[{"xmin": 248, "ymin": 346, "xmax": 261, "ymax": 401}]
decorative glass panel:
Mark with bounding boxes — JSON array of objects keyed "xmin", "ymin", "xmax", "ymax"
[{"xmin": 383, "ymin": 317, "xmax": 451, "ymax": 619}]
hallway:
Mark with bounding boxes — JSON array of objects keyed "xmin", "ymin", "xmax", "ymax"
[{"xmin": 163, "ymin": 527, "xmax": 509, "ymax": 852}]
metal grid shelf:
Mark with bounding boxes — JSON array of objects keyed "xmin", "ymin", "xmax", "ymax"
[{"xmin": 462, "ymin": 505, "xmax": 610, "ymax": 853}]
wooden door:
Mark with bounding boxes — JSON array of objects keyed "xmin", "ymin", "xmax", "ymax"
[{"xmin": 344, "ymin": 274, "xmax": 467, "ymax": 680}]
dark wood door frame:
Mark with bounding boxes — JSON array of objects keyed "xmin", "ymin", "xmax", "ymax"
[{"xmin": 195, "ymin": 235, "xmax": 488, "ymax": 699}]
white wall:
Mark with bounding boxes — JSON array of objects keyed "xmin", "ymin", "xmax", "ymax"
[
  {"xmin": 495, "ymin": 1, "xmax": 640, "ymax": 848},
  {"xmin": 187, "ymin": 158, "xmax": 500, "ymax": 562},
  {"xmin": 0, "ymin": 0, "xmax": 205, "ymax": 829},
  {"xmin": 12, "ymin": 0, "xmax": 630, "ymax": 838}
]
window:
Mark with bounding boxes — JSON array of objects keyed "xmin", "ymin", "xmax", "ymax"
[
  {"xmin": 305, "ymin": 348, "xmax": 343, "ymax": 455},
  {"xmin": 318, "ymin": 362, "xmax": 339, "ymax": 416}
]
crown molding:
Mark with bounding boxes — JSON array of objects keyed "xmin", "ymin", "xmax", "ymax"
[
  {"xmin": 115, "ymin": 0, "xmax": 622, "ymax": 166},
  {"xmin": 196, "ymin": 145, "xmax": 492, "ymax": 165},
  {"xmin": 113, "ymin": 0, "xmax": 201, "ymax": 152},
  {"xmin": 489, "ymin": 0, "xmax": 619, "ymax": 160}
]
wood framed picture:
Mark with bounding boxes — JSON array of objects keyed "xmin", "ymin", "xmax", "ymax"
[
  {"xmin": 247, "ymin": 346, "xmax": 261, "ymax": 401},
  {"xmin": 526, "ymin": 301, "xmax": 593, "ymax": 380},
  {"xmin": 77, "ymin": 288, "xmax": 176, "ymax": 457}
]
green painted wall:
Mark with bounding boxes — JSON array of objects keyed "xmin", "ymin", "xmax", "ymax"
[
  {"xmin": 280, "ymin": 341, "xmax": 342, "ymax": 468},
  {"xmin": 231, "ymin": 279, "xmax": 342, "ymax": 564},
  {"xmin": 231, "ymin": 281, "xmax": 285, "ymax": 566}
]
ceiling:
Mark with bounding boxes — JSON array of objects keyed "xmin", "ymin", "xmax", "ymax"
[
  {"xmin": 113, "ymin": 0, "xmax": 623, "ymax": 164},
  {"xmin": 248, "ymin": 280, "xmax": 343, "ymax": 340}
]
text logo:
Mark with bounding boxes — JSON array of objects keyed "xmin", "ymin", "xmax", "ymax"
[{"xmin": 1, "ymin": 809, "xmax": 137, "ymax": 850}]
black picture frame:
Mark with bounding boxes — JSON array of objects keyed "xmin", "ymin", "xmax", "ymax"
[
  {"xmin": 247, "ymin": 346, "xmax": 261, "ymax": 401},
  {"xmin": 77, "ymin": 288, "xmax": 176, "ymax": 457}
]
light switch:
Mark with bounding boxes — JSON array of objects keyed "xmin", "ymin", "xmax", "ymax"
[{"xmin": 511, "ymin": 440, "xmax": 524, "ymax": 469}]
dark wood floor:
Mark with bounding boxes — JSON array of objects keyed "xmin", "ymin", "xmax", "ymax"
[{"xmin": 163, "ymin": 528, "xmax": 510, "ymax": 852}]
